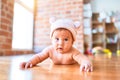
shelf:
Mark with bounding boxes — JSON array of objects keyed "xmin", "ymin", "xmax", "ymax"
[
  {"xmin": 92, "ymin": 21, "xmax": 104, "ymax": 24},
  {"xmin": 92, "ymin": 33, "xmax": 104, "ymax": 35},
  {"xmin": 93, "ymin": 42, "xmax": 103, "ymax": 44},
  {"xmin": 106, "ymin": 32, "xmax": 117, "ymax": 34},
  {"xmin": 106, "ymin": 43, "xmax": 117, "ymax": 53},
  {"xmin": 105, "ymin": 22, "xmax": 118, "ymax": 34},
  {"xmin": 92, "ymin": 24, "xmax": 105, "ymax": 47},
  {"xmin": 92, "ymin": 43, "xmax": 104, "ymax": 48},
  {"xmin": 92, "ymin": 23, "xmax": 104, "ymax": 28},
  {"xmin": 91, "ymin": 13, "xmax": 119, "ymax": 53},
  {"xmin": 92, "ymin": 13, "xmax": 99, "ymax": 21},
  {"xmin": 106, "ymin": 43, "xmax": 117, "ymax": 45}
]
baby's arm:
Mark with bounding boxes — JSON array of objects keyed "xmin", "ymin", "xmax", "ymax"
[
  {"xmin": 20, "ymin": 47, "xmax": 50, "ymax": 69},
  {"xmin": 73, "ymin": 51, "xmax": 93, "ymax": 72}
]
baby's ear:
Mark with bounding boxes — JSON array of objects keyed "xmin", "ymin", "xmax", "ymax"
[
  {"xmin": 74, "ymin": 21, "xmax": 81, "ymax": 28},
  {"xmin": 49, "ymin": 17, "xmax": 56, "ymax": 24}
]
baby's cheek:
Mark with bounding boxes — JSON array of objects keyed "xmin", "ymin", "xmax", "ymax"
[{"xmin": 64, "ymin": 44, "xmax": 72, "ymax": 49}]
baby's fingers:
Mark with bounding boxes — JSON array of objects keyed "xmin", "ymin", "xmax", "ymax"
[
  {"xmin": 80, "ymin": 65, "xmax": 85, "ymax": 72},
  {"xmin": 20, "ymin": 62, "xmax": 27, "ymax": 69},
  {"xmin": 86, "ymin": 64, "xmax": 93, "ymax": 72},
  {"xmin": 89, "ymin": 65, "xmax": 93, "ymax": 72},
  {"xmin": 25, "ymin": 62, "xmax": 32, "ymax": 69},
  {"xmin": 80, "ymin": 64, "xmax": 93, "ymax": 72}
]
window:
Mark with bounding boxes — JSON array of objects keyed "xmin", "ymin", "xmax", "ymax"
[{"xmin": 12, "ymin": 0, "xmax": 34, "ymax": 50}]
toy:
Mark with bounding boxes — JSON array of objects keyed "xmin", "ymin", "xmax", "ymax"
[
  {"xmin": 117, "ymin": 50, "xmax": 120, "ymax": 56},
  {"xmin": 103, "ymin": 49, "xmax": 112, "ymax": 55},
  {"xmin": 92, "ymin": 46, "xmax": 104, "ymax": 55}
]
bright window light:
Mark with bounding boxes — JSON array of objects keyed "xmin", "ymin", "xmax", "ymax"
[{"xmin": 12, "ymin": 1, "xmax": 34, "ymax": 50}]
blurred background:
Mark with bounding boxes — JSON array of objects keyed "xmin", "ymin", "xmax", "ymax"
[{"xmin": 0, "ymin": 0, "xmax": 120, "ymax": 56}]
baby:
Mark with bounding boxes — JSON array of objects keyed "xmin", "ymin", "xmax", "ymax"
[{"xmin": 20, "ymin": 18, "xmax": 93, "ymax": 72}]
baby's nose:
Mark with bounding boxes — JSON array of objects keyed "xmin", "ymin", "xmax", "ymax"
[{"xmin": 58, "ymin": 40, "xmax": 64, "ymax": 45}]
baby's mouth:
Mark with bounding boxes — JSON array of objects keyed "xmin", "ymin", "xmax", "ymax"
[{"xmin": 57, "ymin": 47, "xmax": 63, "ymax": 50}]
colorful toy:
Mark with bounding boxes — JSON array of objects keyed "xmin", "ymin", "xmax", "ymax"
[
  {"xmin": 117, "ymin": 50, "xmax": 120, "ymax": 56},
  {"xmin": 103, "ymin": 49, "xmax": 112, "ymax": 55},
  {"xmin": 92, "ymin": 46, "xmax": 104, "ymax": 55},
  {"xmin": 103, "ymin": 49, "xmax": 112, "ymax": 58}
]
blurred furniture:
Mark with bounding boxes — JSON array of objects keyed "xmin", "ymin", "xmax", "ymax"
[{"xmin": 92, "ymin": 13, "xmax": 118, "ymax": 53}]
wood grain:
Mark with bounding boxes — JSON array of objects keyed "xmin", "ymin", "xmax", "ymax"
[{"xmin": 0, "ymin": 54, "xmax": 120, "ymax": 80}]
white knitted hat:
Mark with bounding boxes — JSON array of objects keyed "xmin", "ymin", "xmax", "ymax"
[{"xmin": 49, "ymin": 17, "xmax": 81, "ymax": 41}]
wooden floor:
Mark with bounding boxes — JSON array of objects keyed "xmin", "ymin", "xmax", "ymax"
[{"xmin": 0, "ymin": 54, "xmax": 120, "ymax": 80}]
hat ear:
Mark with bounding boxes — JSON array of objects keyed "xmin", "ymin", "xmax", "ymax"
[
  {"xmin": 49, "ymin": 17, "xmax": 56, "ymax": 24},
  {"xmin": 74, "ymin": 21, "xmax": 81, "ymax": 28}
]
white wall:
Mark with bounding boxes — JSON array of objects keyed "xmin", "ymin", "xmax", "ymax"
[{"xmin": 91, "ymin": 0, "xmax": 120, "ymax": 13}]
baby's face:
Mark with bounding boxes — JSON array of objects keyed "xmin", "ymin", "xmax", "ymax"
[{"xmin": 52, "ymin": 29, "xmax": 73, "ymax": 53}]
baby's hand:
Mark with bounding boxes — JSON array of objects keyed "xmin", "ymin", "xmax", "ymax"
[
  {"xmin": 80, "ymin": 61, "xmax": 93, "ymax": 72},
  {"xmin": 20, "ymin": 62, "xmax": 33, "ymax": 70}
]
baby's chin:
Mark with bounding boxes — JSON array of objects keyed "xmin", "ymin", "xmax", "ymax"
[
  {"xmin": 56, "ymin": 49, "xmax": 64, "ymax": 53},
  {"xmin": 56, "ymin": 49, "xmax": 69, "ymax": 54},
  {"xmin": 56, "ymin": 50, "xmax": 64, "ymax": 53}
]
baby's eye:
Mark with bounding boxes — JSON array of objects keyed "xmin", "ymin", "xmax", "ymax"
[
  {"xmin": 64, "ymin": 38, "xmax": 68, "ymax": 41},
  {"xmin": 55, "ymin": 38, "xmax": 59, "ymax": 41}
]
